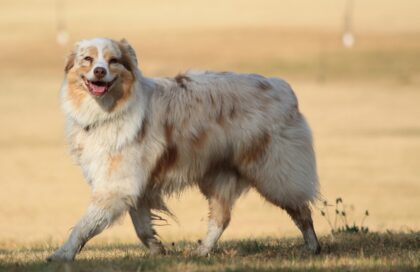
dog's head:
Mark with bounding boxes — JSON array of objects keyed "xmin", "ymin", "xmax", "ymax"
[{"xmin": 63, "ymin": 38, "xmax": 139, "ymax": 117}]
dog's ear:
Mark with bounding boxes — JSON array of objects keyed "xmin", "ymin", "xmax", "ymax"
[
  {"xmin": 64, "ymin": 47, "xmax": 77, "ymax": 73},
  {"xmin": 119, "ymin": 38, "xmax": 138, "ymax": 68}
]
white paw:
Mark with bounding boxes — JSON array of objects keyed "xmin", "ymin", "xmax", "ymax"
[
  {"xmin": 46, "ymin": 247, "xmax": 76, "ymax": 262},
  {"xmin": 194, "ymin": 245, "xmax": 211, "ymax": 256},
  {"xmin": 149, "ymin": 243, "xmax": 166, "ymax": 256}
]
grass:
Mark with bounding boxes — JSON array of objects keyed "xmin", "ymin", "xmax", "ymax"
[{"xmin": 0, "ymin": 232, "xmax": 419, "ymax": 271}]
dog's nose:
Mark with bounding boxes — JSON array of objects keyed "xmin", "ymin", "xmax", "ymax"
[{"xmin": 94, "ymin": 67, "xmax": 107, "ymax": 79}]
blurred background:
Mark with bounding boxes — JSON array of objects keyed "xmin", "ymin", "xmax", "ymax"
[{"xmin": 1, "ymin": 0, "xmax": 419, "ymax": 245}]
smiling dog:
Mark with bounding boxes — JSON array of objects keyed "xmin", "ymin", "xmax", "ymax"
[{"xmin": 47, "ymin": 38, "xmax": 321, "ymax": 261}]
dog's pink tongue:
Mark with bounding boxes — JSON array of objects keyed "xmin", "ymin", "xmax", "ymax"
[{"xmin": 90, "ymin": 84, "xmax": 106, "ymax": 95}]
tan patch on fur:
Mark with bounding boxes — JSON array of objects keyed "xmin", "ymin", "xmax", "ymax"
[
  {"xmin": 103, "ymin": 48, "xmax": 116, "ymax": 62},
  {"xmin": 238, "ymin": 131, "xmax": 272, "ymax": 164},
  {"xmin": 67, "ymin": 84, "xmax": 87, "ymax": 108},
  {"xmin": 64, "ymin": 46, "xmax": 99, "ymax": 109},
  {"xmin": 66, "ymin": 66, "xmax": 90, "ymax": 108},
  {"xmin": 209, "ymin": 198, "xmax": 231, "ymax": 228},
  {"xmin": 86, "ymin": 46, "xmax": 98, "ymax": 58},
  {"xmin": 256, "ymin": 80, "xmax": 272, "ymax": 91},
  {"xmin": 108, "ymin": 154, "xmax": 123, "ymax": 177}
]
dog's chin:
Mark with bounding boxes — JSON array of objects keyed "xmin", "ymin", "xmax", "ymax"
[{"xmin": 82, "ymin": 76, "xmax": 118, "ymax": 97}]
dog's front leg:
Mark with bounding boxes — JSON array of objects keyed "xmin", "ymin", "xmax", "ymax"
[{"xmin": 47, "ymin": 192, "xmax": 136, "ymax": 262}]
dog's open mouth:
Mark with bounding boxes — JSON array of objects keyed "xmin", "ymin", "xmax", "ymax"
[{"xmin": 82, "ymin": 76, "xmax": 118, "ymax": 96}]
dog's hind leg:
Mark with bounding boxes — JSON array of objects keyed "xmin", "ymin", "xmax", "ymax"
[
  {"xmin": 195, "ymin": 196, "xmax": 233, "ymax": 256},
  {"xmin": 254, "ymin": 183, "xmax": 321, "ymax": 254},
  {"xmin": 47, "ymin": 192, "xmax": 136, "ymax": 261},
  {"xmin": 283, "ymin": 203, "xmax": 321, "ymax": 254},
  {"xmin": 247, "ymin": 114, "xmax": 320, "ymax": 253},
  {"xmin": 195, "ymin": 173, "xmax": 247, "ymax": 256},
  {"xmin": 129, "ymin": 205, "xmax": 166, "ymax": 255}
]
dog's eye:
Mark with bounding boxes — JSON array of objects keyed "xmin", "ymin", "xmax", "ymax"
[
  {"xmin": 83, "ymin": 56, "xmax": 93, "ymax": 62},
  {"xmin": 109, "ymin": 58, "xmax": 119, "ymax": 64}
]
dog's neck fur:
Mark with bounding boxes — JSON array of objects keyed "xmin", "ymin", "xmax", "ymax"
[{"xmin": 62, "ymin": 69, "xmax": 154, "ymax": 152}]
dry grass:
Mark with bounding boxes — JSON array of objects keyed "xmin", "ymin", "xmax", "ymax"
[
  {"xmin": 0, "ymin": 232, "xmax": 419, "ymax": 272},
  {"xmin": 1, "ymin": 0, "xmax": 420, "ymax": 270}
]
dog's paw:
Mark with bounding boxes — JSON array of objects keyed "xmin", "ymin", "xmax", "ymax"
[
  {"xmin": 46, "ymin": 247, "xmax": 75, "ymax": 262},
  {"xmin": 149, "ymin": 243, "xmax": 166, "ymax": 256},
  {"xmin": 193, "ymin": 245, "xmax": 211, "ymax": 256},
  {"xmin": 306, "ymin": 243, "xmax": 321, "ymax": 255}
]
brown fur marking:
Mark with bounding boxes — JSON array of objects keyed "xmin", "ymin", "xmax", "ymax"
[
  {"xmin": 209, "ymin": 197, "xmax": 231, "ymax": 228},
  {"xmin": 117, "ymin": 43, "xmax": 136, "ymax": 71},
  {"xmin": 216, "ymin": 111, "xmax": 225, "ymax": 126},
  {"xmin": 137, "ymin": 120, "xmax": 148, "ymax": 144},
  {"xmin": 150, "ymin": 145, "xmax": 178, "ymax": 182},
  {"xmin": 108, "ymin": 154, "xmax": 123, "ymax": 177},
  {"xmin": 67, "ymin": 86, "xmax": 87, "ymax": 109},
  {"xmin": 239, "ymin": 131, "xmax": 271, "ymax": 164},
  {"xmin": 150, "ymin": 122, "xmax": 178, "ymax": 184},
  {"xmin": 175, "ymin": 74, "xmax": 191, "ymax": 89},
  {"xmin": 107, "ymin": 45, "xmax": 135, "ymax": 112},
  {"xmin": 111, "ymin": 76, "xmax": 134, "ymax": 111},
  {"xmin": 284, "ymin": 204, "xmax": 314, "ymax": 231}
]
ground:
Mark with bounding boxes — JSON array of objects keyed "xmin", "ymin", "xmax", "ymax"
[{"xmin": 1, "ymin": 232, "xmax": 419, "ymax": 272}]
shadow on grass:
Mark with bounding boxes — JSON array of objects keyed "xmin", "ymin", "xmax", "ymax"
[{"xmin": 1, "ymin": 232, "xmax": 419, "ymax": 272}]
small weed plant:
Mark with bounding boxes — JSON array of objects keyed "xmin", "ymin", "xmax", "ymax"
[{"xmin": 319, "ymin": 197, "xmax": 370, "ymax": 234}]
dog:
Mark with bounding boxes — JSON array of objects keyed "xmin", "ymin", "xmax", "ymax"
[{"xmin": 47, "ymin": 37, "xmax": 321, "ymax": 261}]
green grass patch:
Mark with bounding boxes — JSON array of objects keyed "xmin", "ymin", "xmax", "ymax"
[{"xmin": 0, "ymin": 232, "xmax": 419, "ymax": 271}]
